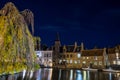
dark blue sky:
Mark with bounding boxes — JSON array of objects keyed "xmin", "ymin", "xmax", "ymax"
[{"xmin": 0, "ymin": 0, "xmax": 120, "ymax": 48}]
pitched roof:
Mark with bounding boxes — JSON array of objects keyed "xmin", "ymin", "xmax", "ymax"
[
  {"xmin": 66, "ymin": 45, "xmax": 74, "ymax": 52},
  {"xmin": 81, "ymin": 49, "xmax": 104, "ymax": 56},
  {"xmin": 107, "ymin": 48, "xmax": 115, "ymax": 54}
]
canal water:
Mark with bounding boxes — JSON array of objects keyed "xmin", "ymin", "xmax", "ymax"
[{"xmin": 0, "ymin": 68, "xmax": 120, "ymax": 80}]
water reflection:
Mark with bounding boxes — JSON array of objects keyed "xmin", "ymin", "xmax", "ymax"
[
  {"xmin": 32, "ymin": 68, "xmax": 53, "ymax": 80},
  {"xmin": 76, "ymin": 70, "xmax": 82, "ymax": 80},
  {"xmin": 0, "ymin": 69, "xmax": 120, "ymax": 80}
]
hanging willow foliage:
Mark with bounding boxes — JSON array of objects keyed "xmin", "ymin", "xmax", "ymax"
[
  {"xmin": 21, "ymin": 9, "xmax": 34, "ymax": 35},
  {"xmin": 0, "ymin": 2, "xmax": 37, "ymax": 74}
]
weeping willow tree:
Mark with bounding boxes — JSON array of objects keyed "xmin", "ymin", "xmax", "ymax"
[{"xmin": 0, "ymin": 2, "xmax": 37, "ymax": 74}]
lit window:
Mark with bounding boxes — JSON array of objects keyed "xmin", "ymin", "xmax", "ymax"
[
  {"xmin": 78, "ymin": 60, "xmax": 80, "ymax": 63},
  {"xmin": 116, "ymin": 52, "xmax": 119, "ymax": 59},
  {"xmin": 63, "ymin": 59, "xmax": 66, "ymax": 61},
  {"xmin": 113, "ymin": 61, "xmax": 116, "ymax": 64},
  {"xmin": 77, "ymin": 54, "xmax": 81, "ymax": 58},
  {"xmin": 70, "ymin": 60, "xmax": 72, "ymax": 63},
  {"xmin": 94, "ymin": 62, "xmax": 97, "ymax": 65},
  {"xmin": 74, "ymin": 60, "xmax": 77, "ymax": 64},
  {"xmin": 117, "ymin": 61, "xmax": 120, "ymax": 65},
  {"xmin": 83, "ymin": 57, "xmax": 85, "ymax": 59},
  {"xmin": 99, "ymin": 61, "xmax": 102, "ymax": 65},
  {"xmin": 67, "ymin": 60, "xmax": 69, "ymax": 63},
  {"xmin": 94, "ymin": 56, "xmax": 97, "ymax": 60},
  {"xmin": 59, "ymin": 60, "xmax": 62, "ymax": 63},
  {"xmin": 83, "ymin": 61, "xmax": 86, "ymax": 64}
]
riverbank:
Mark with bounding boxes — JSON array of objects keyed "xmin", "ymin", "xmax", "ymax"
[
  {"xmin": 0, "ymin": 69, "xmax": 24, "ymax": 76},
  {"xmin": 50, "ymin": 67, "xmax": 120, "ymax": 73}
]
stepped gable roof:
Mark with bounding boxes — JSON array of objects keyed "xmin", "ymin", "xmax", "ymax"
[
  {"xmin": 108, "ymin": 46, "xmax": 120, "ymax": 54},
  {"xmin": 66, "ymin": 45, "xmax": 81, "ymax": 52},
  {"xmin": 75, "ymin": 46, "xmax": 81, "ymax": 52},
  {"xmin": 107, "ymin": 48, "xmax": 115, "ymax": 54},
  {"xmin": 66, "ymin": 45, "xmax": 74, "ymax": 52},
  {"xmin": 81, "ymin": 49, "xmax": 104, "ymax": 56},
  {"xmin": 59, "ymin": 45, "xmax": 81, "ymax": 53}
]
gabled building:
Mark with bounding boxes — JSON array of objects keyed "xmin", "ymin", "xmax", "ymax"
[
  {"xmin": 107, "ymin": 45, "xmax": 120, "ymax": 69},
  {"xmin": 58, "ymin": 42, "xmax": 84, "ymax": 68},
  {"xmin": 35, "ymin": 50, "xmax": 53, "ymax": 67},
  {"xmin": 52, "ymin": 33, "xmax": 61, "ymax": 66},
  {"xmin": 81, "ymin": 48, "xmax": 106, "ymax": 69},
  {"xmin": 52, "ymin": 33, "xmax": 84, "ymax": 68},
  {"xmin": 34, "ymin": 36, "xmax": 53, "ymax": 67}
]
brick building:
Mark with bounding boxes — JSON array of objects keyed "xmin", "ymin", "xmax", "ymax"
[{"xmin": 81, "ymin": 48, "xmax": 107, "ymax": 69}]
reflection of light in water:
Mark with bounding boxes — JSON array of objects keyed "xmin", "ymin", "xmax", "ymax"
[
  {"xmin": 76, "ymin": 70, "xmax": 82, "ymax": 80},
  {"xmin": 116, "ymin": 73, "xmax": 120, "ymax": 77},
  {"xmin": 70, "ymin": 70, "xmax": 73, "ymax": 80},
  {"xmin": 83, "ymin": 71, "xmax": 86, "ymax": 80},
  {"xmin": 115, "ymin": 73, "xmax": 120, "ymax": 79},
  {"xmin": 109, "ymin": 72, "xmax": 112, "ymax": 80},
  {"xmin": 87, "ymin": 71, "xmax": 90, "ymax": 80},
  {"xmin": 30, "ymin": 70, "xmax": 33, "ymax": 79},
  {"xmin": 58, "ymin": 69, "xmax": 61, "ymax": 80},
  {"xmin": 36, "ymin": 69, "xmax": 42, "ymax": 80},
  {"xmin": 22, "ymin": 69, "xmax": 26, "ymax": 79},
  {"xmin": 7, "ymin": 75, "xmax": 12, "ymax": 80},
  {"xmin": 47, "ymin": 69, "xmax": 53, "ymax": 80}
]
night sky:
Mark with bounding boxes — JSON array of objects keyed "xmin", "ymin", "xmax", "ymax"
[{"xmin": 0, "ymin": 0, "xmax": 120, "ymax": 48}]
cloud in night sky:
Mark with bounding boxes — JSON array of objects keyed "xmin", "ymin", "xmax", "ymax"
[{"xmin": 40, "ymin": 26, "xmax": 65, "ymax": 32}]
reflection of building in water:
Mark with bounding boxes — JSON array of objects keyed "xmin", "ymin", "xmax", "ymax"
[
  {"xmin": 115, "ymin": 73, "xmax": 120, "ymax": 79},
  {"xmin": 52, "ymin": 69, "xmax": 59, "ymax": 80},
  {"xmin": 48, "ymin": 69, "xmax": 53, "ymax": 80},
  {"xmin": 32, "ymin": 69, "xmax": 53, "ymax": 80},
  {"xmin": 35, "ymin": 51, "xmax": 53, "ymax": 67},
  {"xmin": 76, "ymin": 70, "xmax": 82, "ymax": 80}
]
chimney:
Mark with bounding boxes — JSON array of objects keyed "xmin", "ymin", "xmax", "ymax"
[
  {"xmin": 73, "ymin": 42, "xmax": 77, "ymax": 52},
  {"xmin": 63, "ymin": 45, "xmax": 67, "ymax": 53},
  {"xmin": 81, "ymin": 42, "xmax": 84, "ymax": 51}
]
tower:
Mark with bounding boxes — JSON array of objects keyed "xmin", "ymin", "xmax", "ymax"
[
  {"xmin": 53, "ymin": 32, "xmax": 61, "ymax": 66},
  {"xmin": 54, "ymin": 32, "xmax": 61, "ymax": 54}
]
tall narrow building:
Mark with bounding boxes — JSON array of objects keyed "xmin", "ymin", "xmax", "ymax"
[
  {"xmin": 53, "ymin": 32, "xmax": 61, "ymax": 66},
  {"xmin": 54, "ymin": 32, "xmax": 61, "ymax": 54}
]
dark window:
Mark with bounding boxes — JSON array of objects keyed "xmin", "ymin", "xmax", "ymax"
[
  {"xmin": 37, "ymin": 55, "xmax": 39, "ymax": 57},
  {"xmin": 44, "ymin": 54, "xmax": 47, "ymax": 57},
  {"xmin": 47, "ymin": 54, "xmax": 49, "ymax": 57},
  {"xmin": 49, "ymin": 54, "xmax": 51, "ymax": 57},
  {"xmin": 67, "ymin": 55, "xmax": 69, "ymax": 58},
  {"xmin": 59, "ymin": 55, "xmax": 62, "ymax": 58},
  {"xmin": 63, "ymin": 55, "xmax": 65, "ymax": 58},
  {"xmin": 70, "ymin": 54, "xmax": 72, "ymax": 58}
]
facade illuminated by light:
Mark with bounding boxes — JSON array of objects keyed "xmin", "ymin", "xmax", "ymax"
[{"xmin": 35, "ymin": 50, "xmax": 53, "ymax": 67}]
